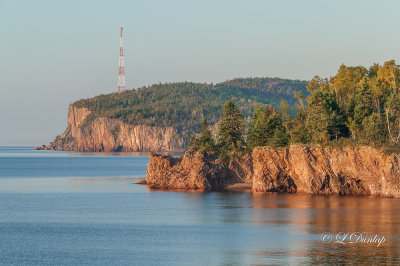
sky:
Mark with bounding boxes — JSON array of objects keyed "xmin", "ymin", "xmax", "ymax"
[{"xmin": 1, "ymin": 0, "xmax": 400, "ymax": 145}]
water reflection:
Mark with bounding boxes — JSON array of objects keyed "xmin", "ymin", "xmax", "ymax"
[
  {"xmin": 0, "ymin": 146, "xmax": 183, "ymax": 158},
  {"xmin": 180, "ymin": 192, "xmax": 400, "ymax": 264},
  {"xmin": 1, "ymin": 144, "xmax": 399, "ymax": 264},
  {"xmin": 1, "ymin": 175, "xmax": 399, "ymax": 264}
]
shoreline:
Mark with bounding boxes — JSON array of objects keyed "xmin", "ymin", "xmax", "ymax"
[{"xmin": 143, "ymin": 145, "xmax": 400, "ymax": 198}]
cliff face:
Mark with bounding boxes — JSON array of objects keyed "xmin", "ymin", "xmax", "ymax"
[
  {"xmin": 145, "ymin": 145, "xmax": 400, "ymax": 197},
  {"xmin": 45, "ymin": 104, "xmax": 186, "ymax": 152},
  {"xmin": 252, "ymin": 145, "xmax": 400, "ymax": 198},
  {"xmin": 145, "ymin": 152, "xmax": 253, "ymax": 191}
]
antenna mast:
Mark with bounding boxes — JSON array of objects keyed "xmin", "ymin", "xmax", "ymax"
[{"xmin": 118, "ymin": 25, "xmax": 126, "ymax": 94}]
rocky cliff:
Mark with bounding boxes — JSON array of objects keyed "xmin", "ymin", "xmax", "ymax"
[
  {"xmin": 252, "ymin": 145, "xmax": 400, "ymax": 197},
  {"xmin": 144, "ymin": 145, "xmax": 400, "ymax": 198},
  {"xmin": 145, "ymin": 152, "xmax": 253, "ymax": 191},
  {"xmin": 44, "ymin": 104, "xmax": 186, "ymax": 152}
]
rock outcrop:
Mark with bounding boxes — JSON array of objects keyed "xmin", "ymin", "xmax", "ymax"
[
  {"xmin": 43, "ymin": 104, "xmax": 186, "ymax": 152},
  {"xmin": 145, "ymin": 152, "xmax": 253, "ymax": 191},
  {"xmin": 252, "ymin": 145, "xmax": 400, "ymax": 198},
  {"xmin": 144, "ymin": 145, "xmax": 400, "ymax": 197}
]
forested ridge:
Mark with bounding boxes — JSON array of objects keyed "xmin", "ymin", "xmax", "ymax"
[
  {"xmin": 190, "ymin": 60, "xmax": 400, "ymax": 155},
  {"xmin": 73, "ymin": 77, "xmax": 308, "ymax": 139}
]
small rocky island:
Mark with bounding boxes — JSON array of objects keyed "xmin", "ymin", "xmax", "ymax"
[{"xmin": 143, "ymin": 145, "xmax": 400, "ymax": 198}]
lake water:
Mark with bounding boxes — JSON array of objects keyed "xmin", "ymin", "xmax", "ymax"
[{"xmin": 0, "ymin": 146, "xmax": 399, "ymax": 265}]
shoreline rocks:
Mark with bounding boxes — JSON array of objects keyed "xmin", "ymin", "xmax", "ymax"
[
  {"xmin": 145, "ymin": 151, "xmax": 252, "ymax": 191},
  {"xmin": 144, "ymin": 145, "xmax": 400, "ymax": 198}
]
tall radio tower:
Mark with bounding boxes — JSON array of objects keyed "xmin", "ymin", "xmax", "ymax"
[{"xmin": 118, "ymin": 25, "xmax": 126, "ymax": 94}]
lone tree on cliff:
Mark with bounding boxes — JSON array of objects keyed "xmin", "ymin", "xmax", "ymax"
[
  {"xmin": 189, "ymin": 119, "xmax": 215, "ymax": 152},
  {"xmin": 217, "ymin": 100, "xmax": 245, "ymax": 152}
]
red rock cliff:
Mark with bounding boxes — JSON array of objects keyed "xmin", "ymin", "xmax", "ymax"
[
  {"xmin": 145, "ymin": 145, "xmax": 400, "ymax": 197},
  {"xmin": 252, "ymin": 145, "xmax": 400, "ymax": 198},
  {"xmin": 45, "ymin": 104, "xmax": 186, "ymax": 152},
  {"xmin": 145, "ymin": 151, "xmax": 253, "ymax": 191}
]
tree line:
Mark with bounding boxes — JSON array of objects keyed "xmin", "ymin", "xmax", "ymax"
[
  {"xmin": 73, "ymin": 78, "xmax": 307, "ymax": 144},
  {"xmin": 190, "ymin": 60, "xmax": 400, "ymax": 154}
]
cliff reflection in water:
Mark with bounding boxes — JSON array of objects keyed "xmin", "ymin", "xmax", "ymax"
[
  {"xmin": 179, "ymin": 192, "xmax": 400, "ymax": 264},
  {"xmin": 2, "ymin": 147, "xmax": 399, "ymax": 265},
  {"xmin": 250, "ymin": 193, "xmax": 400, "ymax": 264}
]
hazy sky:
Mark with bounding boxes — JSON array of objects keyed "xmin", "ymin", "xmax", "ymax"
[{"xmin": 1, "ymin": 0, "xmax": 400, "ymax": 145}]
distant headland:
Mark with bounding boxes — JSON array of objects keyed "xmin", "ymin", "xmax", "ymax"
[{"xmin": 38, "ymin": 77, "xmax": 307, "ymax": 152}]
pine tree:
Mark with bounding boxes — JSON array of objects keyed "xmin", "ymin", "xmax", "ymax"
[
  {"xmin": 265, "ymin": 112, "xmax": 289, "ymax": 147},
  {"xmin": 268, "ymin": 127, "xmax": 289, "ymax": 147},
  {"xmin": 247, "ymin": 106, "xmax": 289, "ymax": 149},
  {"xmin": 247, "ymin": 105, "xmax": 268, "ymax": 149},
  {"xmin": 290, "ymin": 109, "xmax": 310, "ymax": 143},
  {"xmin": 217, "ymin": 100, "xmax": 245, "ymax": 152},
  {"xmin": 362, "ymin": 113, "xmax": 386, "ymax": 145},
  {"xmin": 247, "ymin": 115, "xmax": 267, "ymax": 149},
  {"xmin": 307, "ymin": 89, "xmax": 348, "ymax": 143},
  {"xmin": 189, "ymin": 119, "xmax": 215, "ymax": 152},
  {"xmin": 353, "ymin": 79, "xmax": 373, "ymax": 125}
]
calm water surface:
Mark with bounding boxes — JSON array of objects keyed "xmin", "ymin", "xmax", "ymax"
[{"xmin": 0, "ymin": 146, "xmax": 399, "ymax": 265}]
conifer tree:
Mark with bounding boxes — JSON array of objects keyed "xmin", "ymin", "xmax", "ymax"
[
  {"xmin": 268, "ymin": 127, "xmax": 289, "ymax": 147},
  {"xmin": 306, "ymin": 89, "xmax": 348, "ymax": 143},
  {"xmin": 217, "ymin": 100, "xmax": 245, "ymax": 152},
  {"xmin": 247, "ymin": 106, "xmax": 289, "ymax": 149},
  {"xmin": 353, "ymin": 79, "xmax": 373, "ymax": 126},
  {"xmin": 247, "ymin": 105, "xmax": 268, "ymax": 149},
  {"xmin": 362, "ymin": 113, "xmax": 385, "ymax": 145},
  {"xmin": 189, "ymin": 119, "xmax": 215, "ymax": 152}
]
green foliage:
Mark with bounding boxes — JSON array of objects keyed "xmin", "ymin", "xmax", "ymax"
[
  {"xmin": 306, "ymin": 89, "xmax": 348, "ymax": 143},
  {"xmin": 298, "ymin": 59, "xmax": 400, "ymax": 148},
  {"xmin": 213, "ymin": 60, "xmax": 400, "ymax": 152},
  {"xmin": 247, "ymin": 105, "xmax": 270, "ymax": 148},
  {"xmin": 247, "ymin": 106, "xmax": 289, "ymax": 149},
  {"xmin": 384, "ymin": 91, "xmax": 400, "ymax": 145},
  {"xmin": 362, "ymin": 113, "xmax": 385, "ymax": 145},
  {"xmin": 331, "ymin": 64, "xmax": 368, "ymax": 109},
  {"xmin": 217, "ymin": 100, "xmax": 245, "ymax": 152},
  {"xmin": 73, "ymin": 78, "xmax": 308, "ymax": 145},
  {"xmin": 268, "ymin": 127, "xmax": 290, "ymax": 148},
  {"xmin": 220, "ymin": 77, "xmax": 308, "ymax": 104},
  {"xmin": 288, "ymin": 109, "xmax": 310, "ymax": 144},
  {"xmin": 189, "ymin": 119, "xmax": 215, "ymax": 153},
  {"xmin": 377, "ymin": 60, "xmax": 400, "ymax": 91},
  {"xmin": 353, "ymin": 80, "xmax": 373, "ymax": 125},
  {"xmin": 346, "ymin": 79, "xmax": 374, "ymax": 141},
  {"xmin": 74, "ymin": 60, "xmax": 400, "ymax": 152}
]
